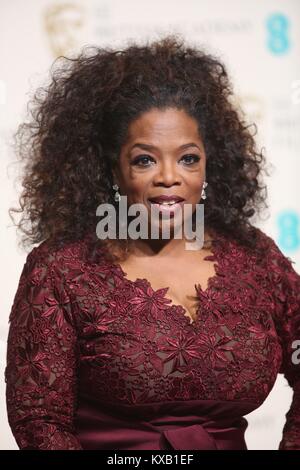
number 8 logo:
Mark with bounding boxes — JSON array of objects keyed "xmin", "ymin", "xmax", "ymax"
[{"xmin": 266, "ymin": 13, "xmax": 290, "ymax": 55}]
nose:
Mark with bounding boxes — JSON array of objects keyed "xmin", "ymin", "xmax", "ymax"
[{"xmin": 152, "ymin": 159, "xmax": 181, "ymax": 186}]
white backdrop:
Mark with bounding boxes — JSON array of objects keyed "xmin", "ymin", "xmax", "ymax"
[{"xmin": 1, "ymin": 0, "xmax": 300, "ymax": 450}]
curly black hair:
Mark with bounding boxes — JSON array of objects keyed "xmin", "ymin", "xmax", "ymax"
[{"xmin": 9, "ymin": 33, "xmax": 270, "ymax": 259}]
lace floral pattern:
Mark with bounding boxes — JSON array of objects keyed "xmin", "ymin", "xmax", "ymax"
[{"xmin": 5, "ymin": 227, "xmax": 300, "ymax": 449}]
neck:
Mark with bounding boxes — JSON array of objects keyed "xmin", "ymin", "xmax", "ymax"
[{"xmin": 126, "ymin": 228, "xmax": 214, "ymax": 258}]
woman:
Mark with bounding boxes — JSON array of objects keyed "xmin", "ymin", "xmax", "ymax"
[{"xmin": 5, "ymin": 34, "xmax": 300, "ymax": 450}]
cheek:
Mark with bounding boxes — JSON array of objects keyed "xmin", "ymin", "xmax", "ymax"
[
  {"xmin": 189, "ymin": 182, "xmax": 204, "ymax": 203},
  {"xmin": 189, "ymin": 178, "xmax": 203, "ymax": 192},
  {"xmin": 124, "ymin": 182, "xmax": 147, "ymax": 205}
]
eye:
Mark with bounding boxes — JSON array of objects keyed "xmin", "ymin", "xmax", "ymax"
[
  {"xmin": 131, "ymin": 155, "xmax": 155, "ymax": 167},
  {"xmin": 130, "ymin": 154, "xmax": 201, "ymax": 167},
  {"xmin": 181, "ymin": 154, "xmax": 201, "ymax": 165}
]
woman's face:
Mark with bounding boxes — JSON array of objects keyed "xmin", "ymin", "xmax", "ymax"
[{"xmin": 112, "ymin": 107, "xmax": 207, "ymax": 234}]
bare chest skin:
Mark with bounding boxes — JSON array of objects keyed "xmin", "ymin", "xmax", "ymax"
[{"xmin": 118, "ymin": 247, "xmax": 217, "ymax": 323}]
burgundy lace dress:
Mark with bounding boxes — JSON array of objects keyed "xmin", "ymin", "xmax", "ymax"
[{"xmin": 5, "ymin": 227, "xmax": 300, "ymax": 450}]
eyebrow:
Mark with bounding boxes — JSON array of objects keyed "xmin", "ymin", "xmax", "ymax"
[{"xmin": 129, "ymin": 142, "xmax": 202, "ymax": 152}]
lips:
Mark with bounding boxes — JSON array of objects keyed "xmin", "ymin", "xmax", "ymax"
[
  {"xmin": 147, "ymin": 196, "xmax": 185, "ymax": 219},
  {"xmin": 148, "ymin": 195, "xmax": 185, "ymax": 204}
]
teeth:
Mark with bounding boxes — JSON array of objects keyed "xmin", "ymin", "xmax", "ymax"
[{"xmin": 154, "ymin": 201, "xmax": 178, "ymax": 205}]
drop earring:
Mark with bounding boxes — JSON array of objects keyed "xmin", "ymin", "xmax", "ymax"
[
  {"xmin": 112, "ymin": 183, "xmax": 121, "ymax": 202},
  {"xmin": 201, "ymin": 181, "xmax": 208, "ymax": 200}
]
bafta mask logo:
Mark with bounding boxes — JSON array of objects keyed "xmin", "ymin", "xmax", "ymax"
[{"xmin": 44, "ymin": 2, "xmax": 85, "ymax": 57}]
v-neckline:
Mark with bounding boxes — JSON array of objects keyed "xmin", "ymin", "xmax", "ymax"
[{"xmin": 107, "ymin": 233, "xmax": 223, "ymax": 328}]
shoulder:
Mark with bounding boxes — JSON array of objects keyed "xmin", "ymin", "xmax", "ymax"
[
  {"xmin": 249, "ymin": 228, "xmax": 300, "ymax": 305},
  {"xmin": 252, "ymin": 226, "xmax": 296, "ymax": 270},
  {"xmin": 222, "ymin": 226, "xmax": 297, "ymax": 279},
  {"xmin": 234, "ymin": 225, "xmax": 295, "ymax": 265},
  {"xmin": 216, "ymin": 225, "xmax": 273, "ymax": 259},
  {"xmin": 24, "ymin": 229, "xmax": 97, "ymax": 276},
  {"xmin": 240, "ymin": 225, "xmax": 280, "ymax": 253}
]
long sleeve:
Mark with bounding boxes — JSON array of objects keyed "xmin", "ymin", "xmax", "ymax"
[
  {"xmin": 5, "ymin": 246, "xmax": 82, "ymax": 450},
  {"xmin": 265, "ymin": 234, "xmax": 300, "ymax": 450}
]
